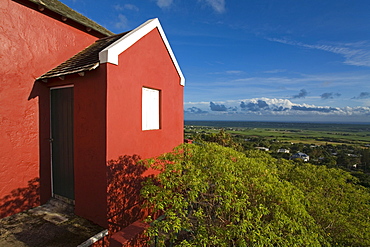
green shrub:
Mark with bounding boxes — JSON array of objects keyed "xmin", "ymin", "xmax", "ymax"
[{"xmin": 142, "ymin": 144, "xmax": 334, "ymax": 246}]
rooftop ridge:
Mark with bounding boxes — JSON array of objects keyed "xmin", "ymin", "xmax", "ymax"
[{"xmin": 24, "ymin": 0, "xmax": 114, "ymax": 37}]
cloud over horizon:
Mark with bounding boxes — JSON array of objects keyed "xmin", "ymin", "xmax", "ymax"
[
  {"xmin": 292, "ymin": 89, "xmax": 308, "ymax": 99},
  {"xmin": 185, "ymin": 107, "xmax": 208, "ymax": 114},
  {"xmin": 210, "ymin": 101, "xmax": 227, "ymax": 111},
  {"xmin": 240, "ymin": 100, "xmax": 269, "ymax": 111},
  {"xmin": 352, "ymin": 92, "xmax": 370, "ymax": 99},
  {"xmin": 184, "ymin": 98, "xmax": 370, "ymax": 120},
  {"xmin": 321, "ymin": 92, "xmax": 341, "ymax": 100}
]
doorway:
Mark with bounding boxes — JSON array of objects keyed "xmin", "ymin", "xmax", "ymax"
[{"xmin": 50, "ymin": 86, "xmax": 74, "ymax": 202}]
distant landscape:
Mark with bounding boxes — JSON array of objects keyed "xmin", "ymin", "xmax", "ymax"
[
  {"xmin": 144, "ymin": 120, "xmax": 370, "ymax": 246},
  {"xmin": 184, "ymin": 120, "xmax": 370, "ymax": 187},
  {"xmin": 185, "ymin": 120, "xmax": 370, "ymax": 145}
]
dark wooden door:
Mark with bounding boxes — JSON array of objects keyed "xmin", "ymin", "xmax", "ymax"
[{"xmin": 51, "ymin": 87, "xmax": 74, "ymax": 200}]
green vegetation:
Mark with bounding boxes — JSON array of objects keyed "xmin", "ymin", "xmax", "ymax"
[
  {"xmin": 142, "ymin": 143, "xmax": 370, "ymax": 246},
  {"xmin": 185, "ymin": 123, "xmax": 370, "ymax": 187},
  {"xmin": 184, "ymin": 121, "xmax": 370, "ymax": 146}
]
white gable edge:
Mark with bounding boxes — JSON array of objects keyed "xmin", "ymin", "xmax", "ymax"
[{"xmin": 99, "ymin": 18, "xmax": 185, "ymax": 86}]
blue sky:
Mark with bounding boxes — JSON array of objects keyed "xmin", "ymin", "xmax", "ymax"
[{"xmin": 61, "ymin": 0, "xmax": 370, "ymax": 123}]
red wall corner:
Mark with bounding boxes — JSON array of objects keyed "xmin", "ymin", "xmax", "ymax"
[
  {"xmin": 73, "ymin": 67, "xmax": 108, "ymax": 227},
  {"xmin": 106, "ymin": 28, "xmax": 184, "ymax": 161},
  {"xmin": 109, "ymin": 221, "xmax": 149, "ymax": 247}
]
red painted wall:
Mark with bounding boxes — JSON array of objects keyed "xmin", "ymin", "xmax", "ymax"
[
  {"xmin": 0, "ymin": 0, "xmax": 100, "ymax": 217},
  {"xmin": 73, "ymin": 68, "xmax": 108, "ymax": 227},
  {"xmin": 70, "ymin": 28, "xmax": 184, "ymax": 228},
  {"xmin": 106, "ymin": 28, "xmax": 184, "ymax": 161},
  {"xmin": 104, "ymin": 27, "xmax": 184, "ymax": 231}
]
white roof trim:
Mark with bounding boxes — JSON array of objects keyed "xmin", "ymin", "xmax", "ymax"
[{"xmin": 99, "ymin": 18, "xmax": 185, "ymax": 86}]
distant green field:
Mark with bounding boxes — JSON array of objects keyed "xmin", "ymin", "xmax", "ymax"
[{"xmin": 185, "ymin": 121, "xmax": 370, "ymax": 146}]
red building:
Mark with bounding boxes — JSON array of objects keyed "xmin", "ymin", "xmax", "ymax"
[{"xmin": 0, "ymin": 0, "xmax": 184, "ymax": 232}]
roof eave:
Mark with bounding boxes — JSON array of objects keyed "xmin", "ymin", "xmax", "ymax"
[{"xmin": 37, "ymin": 62, "xmax": 99, "ymax": 81}]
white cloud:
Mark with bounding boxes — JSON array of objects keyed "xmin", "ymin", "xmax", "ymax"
[
  {"xmin": 184, "ymin": 97, "xmax": 370, "ymax": 117},
  {"xmin": 115, "ymin": 14, "xmax": 128, "ymax": 29},
  {"xmin": 226, "ymin": 70, "xmax": 243, "ymax": 74},
  {"xmin": 209, "ymin": 70, "xmax": 243, "ymax": 75},
  {"xmin": 186, "ymin": 101, "xmax": 210, "ymax": 107},
  {"xmin": 230, "ymin": 72, "xmax": 369, "ymax": 88},
  {"xmin": 114, "ymin": 4, "xmax": 124, "ymax": 11},
  {"xmin": 201, "ymin": 0, "xmax": 226, "ymax": 13},
  {"xmin": 123, "ymin": 4, "xmax": 139, "ymax": 11},
  {"xmin": 263, "ymin": 69, "xmax": 286, "ymax": 74},
  {"xmin": 156, "ymin": 0, "xmax": 173, "ymax": 8},
  {"xmin": 114, "ymin": 4, "xmax": 139, "ymax": 11},
  {"xmin": 269, "ymin": 38, "xmax": 370, "ymax": 67}
]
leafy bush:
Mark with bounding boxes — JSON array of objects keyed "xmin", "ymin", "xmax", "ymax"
[
  {"xmin": 142, "ymin": 143, "xmax": 370, "ymax": 246},
  {"xmin": 275, "ymin": 159, "xmax": 370, "ymax": 246},
  {"xmin": 193, "ymin": 129, "xmax": 242, "ymax": 151},
  {"xmin": 142, "ymin": 144, "xmax": 330, "ymax": 246}
]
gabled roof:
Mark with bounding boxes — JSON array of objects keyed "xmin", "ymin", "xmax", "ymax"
[
  {"xmin": 38, "ymin": 18, "xmax": 185, "ymax": 86},
  {"xmin": 23, "ymin": 0, "xmax": 114, "ymax": 37},
  {"xmin": 99, "ymin": 18, "xmax": 185, "ymax": 86}
]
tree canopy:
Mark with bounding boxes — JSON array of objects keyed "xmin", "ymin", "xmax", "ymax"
[{"xmin": 141, "ymin": 143, "xmax": 370, "ymax": 246}]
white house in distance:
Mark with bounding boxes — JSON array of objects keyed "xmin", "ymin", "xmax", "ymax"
[
  {"xmin": 277, "ymin": 148, "xmax": 290, "ymax": 153},
  {"xmin": 290, "ymin": 152, "xmax": 310, "ymax": 162},
  {"xmin": 255, "ymin": 147, "xmax": 269, "ymax": 151}
]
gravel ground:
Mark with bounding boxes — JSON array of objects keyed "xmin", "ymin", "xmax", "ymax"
[{"xmin": 0, "ymin": 199, "xmax": 106, "ymax": 247}]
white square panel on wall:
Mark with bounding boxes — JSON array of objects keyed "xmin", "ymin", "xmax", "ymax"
[{"xmin": 142, "ymin": 87, "xmax": 160, "ymax": 130}]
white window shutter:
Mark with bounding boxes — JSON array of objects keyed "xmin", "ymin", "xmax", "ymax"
[{"xmin": 142, "ymin": 88, "xmax": 160, "ymax": 130}]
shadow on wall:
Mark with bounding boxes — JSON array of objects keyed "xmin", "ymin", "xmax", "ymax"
[
  {"xmin": 107, "ymin": 155, "xmax": 152, "ymax": 233},
  {"xmin": 0, "ymin": 178, "xmax": 40, "ymax": 218}
]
